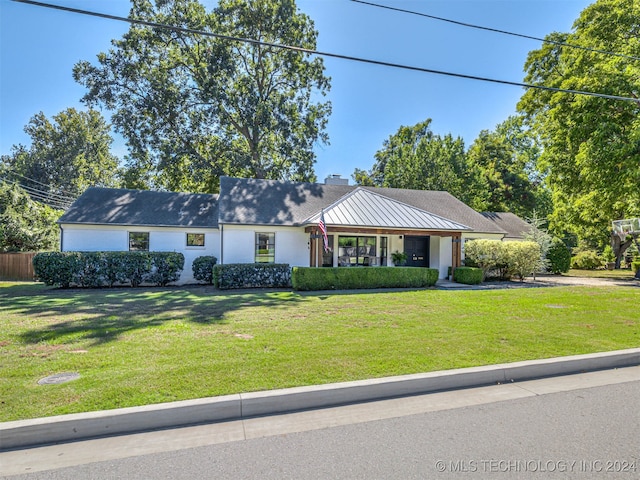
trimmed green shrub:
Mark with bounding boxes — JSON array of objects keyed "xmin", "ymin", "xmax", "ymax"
[
  {"xmin": 214, "ymin": 263, "xmax": 291, "ymax": 289},
  {"xmin": 291, "ymin": 266, "xmax": 439, "ymax": 291},
  {"xmin": 119, "ymin": 252, "xmax": 153, "ymax": 287},
  {"xmin": 73, "ymin": 251, "xmax": 109, "ymax": 288},
  {"xmin": 32, "ymin": 251, "xmax": 184, "ymax": 288},
  {"xmin": 463, "ymin": 239, "xmax": 509, "ymax": 280},
  {"xmin": 464, "ymin": 239, "xmax": 542, "ymax": 281},
  {"xmin": 506, "ymin": 241, "xmax": 541, "ymax": 281},
  {"xmin": 571, "ymin": 250, "xmax": 602, "ymax": 270},
  {"xmin": 632, "ymin": 261, "xmax": 640, "ymax": 274},
  {"xmin": 146, "ymin": 252, "xmax": 185, "ymax": 286},
  {"xmin": 32, "ymin": 252, "xmax": 81, "ymax": 288},
  {"xmin": 453, "ymin": 266, "xmax": 482, "ymax": 285},
  {"xmin": 546, "ymin": 238, "xmax": 571, "ymax": 274},
  {"xmin": 192, "ymin": 256, "xmax": 218, "ymax": 284}
]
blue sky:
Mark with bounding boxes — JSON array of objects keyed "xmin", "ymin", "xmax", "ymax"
[{"xmin": 1, "ymin": 0, "xmax": 592, "ymax": 184}]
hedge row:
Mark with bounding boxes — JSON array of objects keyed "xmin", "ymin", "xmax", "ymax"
[
  {"xmin": 453, "ymin": 266, "xmax": 482, "ymax": 285},
  {"xmin": 213, "ymin": 263, "xmax": 291, "ymax": 289},
  {"xmin": 632, "ymin": 261, "xmax": 640, "ymax": 274},
  {"xmin": 291, "ymin": 266, "xmax": 439, "ymax": 291},
  {"xmin": 33, "ymin": 251, "xmax": 184, "ymax": 288}
]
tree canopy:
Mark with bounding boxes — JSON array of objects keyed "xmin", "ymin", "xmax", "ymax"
[
  {"xmin": 518, "ymin": 0, "xmax": 640, "ymax": 248},
  {"xmin": 354, "ymin": 116, "xmax": 549, "ymax": 218},
  {"xmin": 354, "ymin": 119, "xmax": 478, "ymax": 206},
  {"xmin": 73, "ymin": 0, "xmax": 331, "ymax": 192},
  {"xmin": 1, "ymin": 108, "xmax": 120, "ymax": 206},
  {"xmin": 0, "ymin": 182, "xmax": 61, "ymax": 253},
  {"xmin": 466, "ymin": 116, "xmax": 551, "ymax": 219}
]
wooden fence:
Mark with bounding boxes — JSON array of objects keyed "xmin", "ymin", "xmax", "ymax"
[{"xmin": 0, "ymin": 252, "xmax": 37, "ymax": 281}]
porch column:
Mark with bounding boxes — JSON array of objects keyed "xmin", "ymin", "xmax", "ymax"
[
  {"xmin": 452, "ymin": 234, "xmax": 462, "ymax": 268},
  {"xmin": 309, "ymin": 234, "xmax": 317, "ymax": 267}
]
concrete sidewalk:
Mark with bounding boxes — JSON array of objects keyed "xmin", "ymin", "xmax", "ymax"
[{"xmin": 2, "ymin": 348, "xmax": 639, "ymax": 451}]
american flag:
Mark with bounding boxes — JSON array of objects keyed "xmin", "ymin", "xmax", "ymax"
[{"xmin": 318, "ymin": 210, "xmax": 329, "ymax": 252}]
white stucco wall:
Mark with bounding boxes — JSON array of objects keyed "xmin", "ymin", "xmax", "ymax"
[
  {"xmin": 221, "ymin": 225, "xmax": 310, "ymax": 267},
  {"xmin": 429, "ymin": 236, "xmax": 452, "ymax": 279},
  {"xmin": 60, "ymin": 224, "xmax": 220, "ymax": 284}
]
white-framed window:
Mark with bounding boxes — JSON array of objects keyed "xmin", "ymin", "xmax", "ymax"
[
  {"xmin": 129, "ymin": 232, "xmax": 149, "ymax": 251},
  {"xmin": 186, "ymin": 233, "xmax": 205, "ymax": 247},
  {"xmin": 255, "ymin": 232, "xmax": 275, "ymax": 263}
]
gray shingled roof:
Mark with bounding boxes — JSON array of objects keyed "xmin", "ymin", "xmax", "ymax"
[
  {"xmin": 306, "ymin": 188, "xmax": 470, "ymax": 231},
  {"xmin": 481, "ymin": 212, "xmax": 531, "ymax": 239},
  {"xmin": 218, "ymin": 176, "xmax": 352, "ymax": 225},
  {"xmin": 59, "ymin": 187, "xmax": 219, "ymax": 228},
  {"xmin": 59, "ymin": 179, "xmax": 509, "ymax": 235},
  {"xmin": 219, "ymin": 177, "xmax": 505, "ymax": 234}
]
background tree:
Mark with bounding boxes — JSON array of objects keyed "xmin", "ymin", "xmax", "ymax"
[
  {"xmin": 354, "ymin": 119, "xmax": 479, "ymax": 206},
  {"xmin": 518, "ymin": 0, "xmax": 640, "ymax": 261},
  {"xmin": 1, "ymin": 108, "xmax": 120, "ymax": 204},
  {"xmin": 0, "ymin": 182, "xmax": 61, "ymax": 252},
  {"xmin": 466, "ymin": 116, "xmax": 550, "ymax": 218},
  {"xmin": 74, "ymin": 0, "xmax": 331, "ymax": 192}
]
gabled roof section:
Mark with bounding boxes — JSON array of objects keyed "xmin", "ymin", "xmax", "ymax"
[
  {"xmin": 217, "ymin": 177, "xmax": 506, "ymax": 233},
  {"xmin": 218, "ymin": 176, "xmax": 353, "ymax": 225},
  {"xmin": 481, "ymin": 212, "xmax": 531, "ymax": 240},
  {"xmin": 305, "ymin": 188, "xmax": 470, "ymax": 231},
  {"xmin": 364, "ymin": 187, "xmax": 507, "ymax": 235},
  {"xmin": 58, "ymin": 187, "xmax": 219, "ymax": 228}
]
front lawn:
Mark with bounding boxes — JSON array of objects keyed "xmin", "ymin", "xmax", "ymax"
[
  {"xmin": 1, "ymin": 282, "xmax": 638, "ymax": 422},
  {"xmin": 565, "ymin": 268, "xmax": 636, "ymax": 279}
]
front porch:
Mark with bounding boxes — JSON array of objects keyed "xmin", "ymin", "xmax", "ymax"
[{"xmin": 306, "ymin": 226, "xmax": 462, "ymax": 279}]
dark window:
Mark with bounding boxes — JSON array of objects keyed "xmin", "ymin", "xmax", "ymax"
[
  {"xmin": 129, "ymin": 232, "xmax": 149, "ymax": 251},
  {"xmin": 255, "ymin": 233, "xmax": 275, "ymax": 263},
  {"xmin": 380, "ymin": 236, "xmax": 388, "ymax": 266},
  {"xmin": 186, "ymin": 233, "xmax": 205, "ymax": 247},
  {"xmin": 338, "ymin": 236, "xmax": 376, "ymax": 266}
]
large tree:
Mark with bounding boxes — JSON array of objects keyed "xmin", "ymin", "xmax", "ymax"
[
  {"xmin": 518, "ymin": 0, "xmax": 640, "ymax": 259},
  {"xmin": 73, "ymin": 0, "xmax": 331, "ymax": 192},
  {"xmin": 1, "ymin": 108, "xmax": 120, "ymax": 204},
  {"xmin": 467, "ymin": 116, "xmax": 551, "ymax": 219},
  {"xmin": 354, "ymin": 119, "xmax": 479, "ymax": 206}
]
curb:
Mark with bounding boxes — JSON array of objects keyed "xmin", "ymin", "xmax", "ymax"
[{"xmin": 2, "ymin": 348, "xmax": 640, "ymax": 450}]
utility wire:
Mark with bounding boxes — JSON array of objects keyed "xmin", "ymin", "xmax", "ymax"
[
  {"xmin": 2, "ymin": 171, "xmax": 75, "ymax": 203},
  {"xmin": 5, "ymin": 170, "xmax": 74, "ymax": 198},
  {"xmin": 0, "ymin": 177, "xmax": 71, "ymax": 209},
  {"xmin": 351, "ymin": 0, "xmax": 640, "ymax": 63},
  {"xmin": 11, "ymin": 0, "xmax": 640, "ymax": 104}
]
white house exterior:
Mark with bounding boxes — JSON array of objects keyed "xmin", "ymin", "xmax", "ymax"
[{"xmin": 58, "ymin": 176, "xmax": 509, "ymax": 285}]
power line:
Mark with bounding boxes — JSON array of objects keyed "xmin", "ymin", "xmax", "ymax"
[
  {"xmin": 2, "ymin": 171, "xmax": 75, "ymax": 203},
  {"xmin": 0, "ymin": 178, "xmax": 71, "ymax": 209},
  {"xmin": 11, "ymin": 0, "xmax": 640, "ymax": 104},
  {"xmin": 351, "ymin": 0, "xmax": 640, "ymax": 63},
  {"xmin": 5, "ymin": 170, "xmax": 74, "ymax": 198}
]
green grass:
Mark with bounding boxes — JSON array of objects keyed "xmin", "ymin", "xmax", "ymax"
[
  {"xmin": 1, "ymin": 281, "xmax": 638, "ymax": 422},
  {"xmin": 564, "ymin": 268, "xmax": 636, "ymax": 279}
]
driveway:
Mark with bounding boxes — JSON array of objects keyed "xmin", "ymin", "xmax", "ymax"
[{"xmin": 437, "ymin": 274, "xmax": 639, "ymax": 290}]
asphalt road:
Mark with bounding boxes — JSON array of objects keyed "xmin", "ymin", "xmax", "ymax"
[{"xmin": 3, "ymin": 369, "xmax": 639, "ymax": 479}]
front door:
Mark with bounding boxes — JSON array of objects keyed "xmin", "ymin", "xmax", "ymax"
[{"xmin": 404, "ymin": 236, "xmax": 430, "ymax": 267}]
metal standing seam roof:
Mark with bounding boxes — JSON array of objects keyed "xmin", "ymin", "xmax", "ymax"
[{"xmin": 305, "ymin": 188, "xmax": 471, "ymax": 231}]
